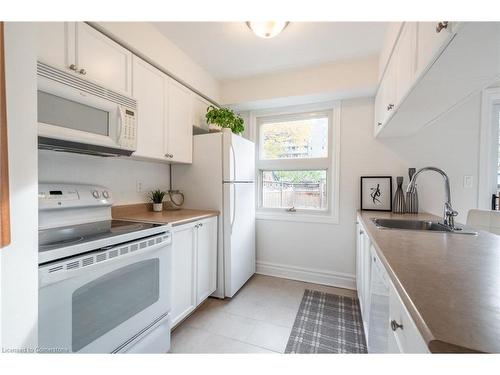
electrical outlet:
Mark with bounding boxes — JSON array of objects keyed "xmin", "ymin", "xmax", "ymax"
[
  {"xmin": 463, "ymin": 175, "xmax": 473, "ymax": 188},
  {"xmin": 136, "ymin": 181, "xmax": 143, "ymax": 193}
]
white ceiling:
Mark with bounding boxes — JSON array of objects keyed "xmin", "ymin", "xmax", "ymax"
[{"xmin": 153, "ymin": 22, "xmax": 388, "ymax": 81}]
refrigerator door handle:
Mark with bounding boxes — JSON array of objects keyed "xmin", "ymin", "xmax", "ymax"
[
  {"xmin": 230, "ymin": 144, "xmax": 236, "ymax": 182},
  {"xmin": 230, "ymin": 183, "xmax": 236, "ymax": 233}
]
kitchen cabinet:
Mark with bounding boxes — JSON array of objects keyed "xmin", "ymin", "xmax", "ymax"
[
  {"xmin": 375, "ymin": 22, "xmax": 500, "ymax": 138},
  {"xmin": 132, "ymin": 56, "xmax": 166, "ymax": 160},
  {"xmin": 171, "ymin": 222, "xmax": 197, "ymax": 327},
  {"xmin": 37, "ymin": 22, "xmax": 74, "ymax": 72},
  {"xmin": 374, "ymin": 23, "xmax": 415, "ymax": 134},
  {"xmin": 388, "ymin": 280, "xmax": 429, "ymax": 353},
  {"xmin": 171, "ymin": 216, "xmax": 217, "ymax": 327},
  {"xmin": 394, "ymin": 22, "xmax": 417, "ymax": 105},
  {"xmin": 195, "ymin": 217, "xmax": 218, "ymax": 304},
  {"xmin": 355, "ymin": 221, "xmax": 372, "ymax": 339},
  {"xmin": 356, "ymin": 214, "xmax": 429, "ymax": 353},
  {"xmin": 37, "ymin": 22, "xmax": 132, "ymax": 95},
  {"xmin": 132, "ymin": 57, "xmax": 194, "ymax": 164},
  {"xmin": 165, "ymin": 79, "xmax": 193, "ymax": 164},
  {"xmin": 75, "ymin": 23, "xmax": 132, "ymax": 95},
  {"xmin": 416, "ymin": 22, "xmax": 454, "ymax": 79}
]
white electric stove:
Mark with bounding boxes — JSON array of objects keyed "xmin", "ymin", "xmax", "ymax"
[{"xmin": 38, "ymin": 183, "xmax": 172, "ymax": 353}]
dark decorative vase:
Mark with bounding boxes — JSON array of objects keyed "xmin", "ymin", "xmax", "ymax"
[
  {"xmin": 393, "ymin": 176, "xmax": 406, "ymax": 213},
  {"xmin": 406, "ymin": 168, "xmax": 419, "ymax": 214}
]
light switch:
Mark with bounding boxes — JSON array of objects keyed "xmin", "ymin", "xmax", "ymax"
[{"xmin": 463, "ymin": 175, "xmax": 473, "ymax": 188}]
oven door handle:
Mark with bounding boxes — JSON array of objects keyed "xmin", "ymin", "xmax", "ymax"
[{"xmin": 39, "ymin": 240, "xmax": 169, "ymax": 288}]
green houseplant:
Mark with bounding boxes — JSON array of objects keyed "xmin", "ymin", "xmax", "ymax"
[
  {"xmin": 149, "ymin": 189, "xmax": 166, "ymax": 212},
  {"xmin": 205, "ymin": 105, "xmax": 245, "ymax": 135}
]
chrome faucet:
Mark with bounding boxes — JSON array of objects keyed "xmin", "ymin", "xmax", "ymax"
[{"xmin": 406, "ymin": 167, "xmax": 458, "ymax": 229}]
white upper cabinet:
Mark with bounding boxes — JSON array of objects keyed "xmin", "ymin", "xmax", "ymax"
[
  {"xmin": 37, "ymin": 22, "xmax": 75, "ymax": 71},
  {"xmin": 132, "ymin": 56, "xmax": 166, "ymax": 160},
  {"xmin": 37, "ymin": 22, "xmax": 132, "ymax": 95},
  {"xmin": 75, "ymin": 23, "xmax": 132, "ymax": 95},
  {"xmin": 416, "ymin": 22, "xmax": 453, "ymax": 78},
  {"xmin": 394, "ymin": 22, "xmax": 417, "ymax": 104},
  {"xmin": 165, "ymin": 79, "xmax": 193, "ymax": 164}
]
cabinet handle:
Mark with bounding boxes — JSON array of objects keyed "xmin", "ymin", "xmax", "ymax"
[
  {"xmin": 199, "ymin": 223, "xmax": 203, "ymax": 227},
  {"xmin": 79, "ymin": 68, "xmax": 87, "ymax": 75},
  {"xmin": 359, "ymin": 230, "xmax": 364, "ymax": 235},
  {"xmin": 436, "ymin": 22, "xmax": 449, "ymax": 33},
  {"xmin": 391, "ymin": 319, "xmax": 404, "ymax": 331},
  {"xmin": 387, "ymin": 104, "xmax": 394, "ymax": 111},
  {"xmin": 164, "ymin": 153, "xmax": 173, "ymax": 158},
  {"xmin": 69, "ymin": 64, "xmax": 78, "ymax": 71},
  {"xmin": 377, "ymin": 122, "xmax": 382, "ymax": 127}
]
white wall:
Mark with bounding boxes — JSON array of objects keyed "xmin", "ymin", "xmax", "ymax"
[
  {"xmin": 256, "ymin": 98, "xmax": 408, "ymax": 288},
  {"xmin": 222, "ymin": 56, "xmax": 379, "ymax": 110},
  {"xmin": 382, "ymin": 92, "xmax": 482, "ymax": 224},
  {"xmin": 94, "ymin": 22, "xmax": 220, "ymax": 103},
  {"xmin": 1, "ymin": 22, "xmax": 38, "ymax": 351},
  {"xmin": 38, "ymin": 151, "xmax": 170, "ymax": 205}
]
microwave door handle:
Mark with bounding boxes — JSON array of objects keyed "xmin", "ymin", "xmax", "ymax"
[{"xmin": 117, "ymin": 107, "xmax": 124, "ymax": 142}]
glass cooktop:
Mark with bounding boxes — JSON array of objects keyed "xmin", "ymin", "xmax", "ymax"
[{"xmin": 39, "ymin": 220, "xmax": 163, "ymax": 252}]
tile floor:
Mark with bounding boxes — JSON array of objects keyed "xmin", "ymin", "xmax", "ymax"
[{"xmin": 170, "ymin": 274, "xmax": 357, "ymax": 353}]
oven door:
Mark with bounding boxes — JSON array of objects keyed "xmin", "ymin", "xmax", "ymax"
[
  {"xmin": 37, "ymin": 76, "xmax": 124, "ymax": 150},
  {"xmin": 38, "ymin": 234, "xmax": 171, "ymax": 353}
]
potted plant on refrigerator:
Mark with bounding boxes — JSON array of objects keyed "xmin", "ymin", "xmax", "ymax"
[
  {"xmin": 149, "ymin": 189, "xmax": 166, "ymax": 212},
  {"xmin": 205, "ymin": 105, "xmax": 245, "ymax": 135}
]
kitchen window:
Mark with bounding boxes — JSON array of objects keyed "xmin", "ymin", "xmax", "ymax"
[{"xmin": 255, "ymin": 103, "xmax": 340, "ymax": 224}]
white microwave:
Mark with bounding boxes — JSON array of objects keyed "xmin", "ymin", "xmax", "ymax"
[{"xmin": 37, "ymin": 62, "xmax": 138, "ymax": 157}]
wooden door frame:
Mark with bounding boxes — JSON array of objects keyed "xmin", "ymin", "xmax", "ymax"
[{"xmin": 0, "ymin": 21, "xmax": 11, "ymax": 248}]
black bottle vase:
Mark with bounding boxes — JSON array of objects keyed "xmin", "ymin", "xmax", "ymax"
[{"xmin": 393, "ymin": 176, "xmax": 406, "ymax": 213}]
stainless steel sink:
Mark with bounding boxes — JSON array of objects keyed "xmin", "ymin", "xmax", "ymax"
[{"xmin": 371, "ymin": 218, "xmax": 478, "ymax": 235}]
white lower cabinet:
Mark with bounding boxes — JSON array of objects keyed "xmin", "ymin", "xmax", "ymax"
[
  {"xmin": 170, "ymin": 217, "xmax": 217, "ymax": 327},
  {"xmin": 356, "ymin": 216, "xmax": 429, "ymax": 353}
]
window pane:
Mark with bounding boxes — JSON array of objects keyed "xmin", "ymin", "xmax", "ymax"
[
  {"xmin": 262, "ymin": 170, "xmax": 327, "ymax": 210},
  {"xmin": 260, "ymin": 116, "xmax": 328, "ymax": 159}
]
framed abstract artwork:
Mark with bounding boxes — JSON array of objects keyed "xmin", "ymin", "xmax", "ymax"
[{"xmin": 360, "ymin": 176, "xmax": 392, "ymax": 212}]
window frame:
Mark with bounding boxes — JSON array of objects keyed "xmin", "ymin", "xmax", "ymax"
[{"xmin": 253, "ymin": 101, "xmax": 341, "ymax": 224}]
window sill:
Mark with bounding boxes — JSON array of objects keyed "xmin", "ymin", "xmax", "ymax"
[{"xmin": 256, "ymin": 211, "xmax": 339, "ymax": 224}]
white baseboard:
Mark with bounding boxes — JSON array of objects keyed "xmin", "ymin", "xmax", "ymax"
[{"xmin": 256, "ymin": 261, "xmax": 356, "ymax": 290}]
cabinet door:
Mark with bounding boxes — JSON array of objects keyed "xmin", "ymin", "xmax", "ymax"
[
  {"xmin": 166, "ymin": 79, "xmax": 193, "ymax": 164},
  {"xmin": 394, "ymin": 22, "xmax": 417, "ymax": 105},
  {"xmin": 196, "ymin": 217, "xmax": 218, "ymax": 304},
  {"xmin": 416, "ymin": 22, "xmax": 454, "ymax": 78},
  {"xmin": 75, "ymin": 23, "xmax": 132, "ymax": 94},
  {"xmin": 37, "ymin": 22, "xmax": 75, "ymax": 72},
  {"xmin": 381, "ymin": 57, "xmax": 397, "ymax": 125},
  {"xmin": 374, "ymin": 81, "xmax": 385, "ymax": 135},
  {"xmin": 355, "ymin": 222, "xmax": 365, "ymax": 312},
  {"xmin": 193, "ymin": 95, "xmax": 211, "ymax": 133},
  {"xmin": 132, "ymin": 56, "xmax": 167, "ymax": 161},
  {"xmin": 171, "ymin": 224, "xmax": 197, "ymax": 327}
]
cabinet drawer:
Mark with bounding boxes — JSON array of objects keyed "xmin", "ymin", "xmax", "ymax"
[{"xmin": 389, "ymin": 281, "xmax": 429, "ymax": 353}]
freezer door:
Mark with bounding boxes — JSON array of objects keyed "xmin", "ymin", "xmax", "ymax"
[
  {"xmin": 223, "ymin": 132, "xmax": 255, "ymax": 182},
  {"xmin": 223, "ymin": 182, "xmax": 256, "ymax": 297}
]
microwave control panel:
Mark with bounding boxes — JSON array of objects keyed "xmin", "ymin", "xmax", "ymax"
[{"xmin": 120, "ymin": 108, "xmax": 137, "ymax": 150}]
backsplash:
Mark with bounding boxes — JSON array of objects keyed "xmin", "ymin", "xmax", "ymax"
[{"xmin": 38, "ymin": 150, "xmax": 170, "ymax": 205}]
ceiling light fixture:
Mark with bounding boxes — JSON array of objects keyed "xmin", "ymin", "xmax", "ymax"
[{"xmin": 246, "ymin": 21, "xmax": 289, "ymax": 39}]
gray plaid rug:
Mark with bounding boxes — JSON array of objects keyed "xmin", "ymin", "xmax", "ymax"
[{"xmin": 285, "ymin": 289, "xmax": 367, "ymax": 353}]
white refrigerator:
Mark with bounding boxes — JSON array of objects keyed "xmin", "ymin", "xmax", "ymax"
[{"xmin": 172, "ymin": 131, "xmax": 255, "ymax": 298}]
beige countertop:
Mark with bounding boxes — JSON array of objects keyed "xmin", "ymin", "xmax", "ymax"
[
  {"xmin": 358, "ymin": 210, "xmax": 500, "ymax": 353},
  {"xmin": 112, "ymin": 204, "xmax": 219, "ymax": 226}
]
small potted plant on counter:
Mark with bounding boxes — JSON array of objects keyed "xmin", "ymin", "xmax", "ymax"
[
  {"xmin": 149, "ymin": 189, "xmax": 166, "ymax": 212},
  {"xmin": 205, "ymin": 105, "xmax": 245, "ymax": 135}
]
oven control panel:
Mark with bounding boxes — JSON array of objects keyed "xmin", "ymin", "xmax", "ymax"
[{"xmin": 39, "ymin": 183, "xmax": 113, "ymax": 210}]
